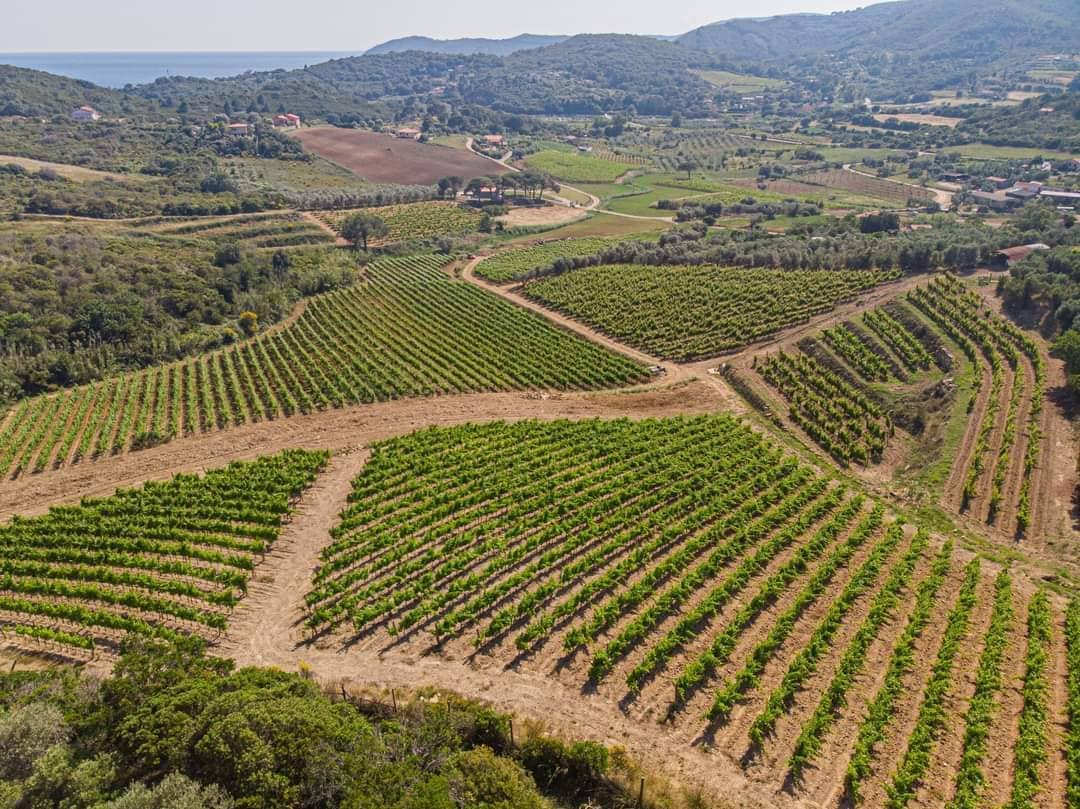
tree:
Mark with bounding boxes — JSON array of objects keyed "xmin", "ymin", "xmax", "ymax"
[
  {"xmin": 677, "ymin": 159, "xmax": 696, "ymax": 180},
  {"xmin": 436, "ymin": 176, "xmax": 463, "ymax": 200},
  {"xmin": 340, "ymin": 212, "xmax": 389, "ymax": 252},
  {"xmin": 670, "ymin": 111, "xmax": 682, "ymax": 128},
  {"xmin": 860, "ymin": 212, "xmax": 900, "ymax": 233},
  {"xmin": 238, "ymin": 311, "xmax": 258, "ymax": 337},
  {"xmin": 1052, "ymin": 328, "xmax": 1080, "ymax": 393}
]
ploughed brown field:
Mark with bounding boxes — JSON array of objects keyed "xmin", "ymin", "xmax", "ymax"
[{"xmin": 293, "ymin": 127, "xmax": 507, "ymax": 185}]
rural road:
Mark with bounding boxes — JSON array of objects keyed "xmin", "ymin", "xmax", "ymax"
[{"xmin": 465, "ymin": 136, "xmax": 679, "ymax": 222}]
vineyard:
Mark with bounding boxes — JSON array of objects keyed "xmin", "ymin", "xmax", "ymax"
[
  {"xmin": 734, "ymin": 274, "xmax": 1048, "ymax": 537},
  {"xmin": 0, "ymin": 256, "xmax": 646, "ymax": 477},
  {"xmin": 907, "ymin": 275, "xmax": 1046, "ymax": 536},
  {"xmin": 316, "ymin": 201, "xmax": 481, "ymax": 245},
  {"xmin": 800, "ymin": 169, "xmax": 935, "ymax": 205},
  {"xmin": 299, "ymin": 414, "xmax": 1078, "ymax": 807},
  {"xmin": 0, "ymin": 449, "xmax": 327, "ymax": 656},
  {"xmin": 135, "ymin": 211, "xmax": 335, "ymax": 248},
  {"xmin": 759, "ymin": 350, "xmax": 892, "ymax": 465},
  {"xmin": 474, "ymin": 237, "xmax": 624, "ymax": 283},
  {"xmin": 523, "ymin": 264, "xmax": 899, "ymax": 361},
  {"xmin": 588, "ymin": 145, "xmax": 651, "ymax": 167}
]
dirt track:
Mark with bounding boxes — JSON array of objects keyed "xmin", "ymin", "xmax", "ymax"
[
  {"xmin": 0, "ymin": 382, "xmax": 726, "ymax": 521},
  {"xmin": 4, "ymin": 257, "xmax": 1078, "ymax": 806}
]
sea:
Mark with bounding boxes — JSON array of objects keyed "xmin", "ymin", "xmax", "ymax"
[{"xmin": 0, "ymin": 51, "xmax": 360, "ymax": 88}]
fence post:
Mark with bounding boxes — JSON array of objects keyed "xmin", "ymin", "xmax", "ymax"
[
  {"xmin": 637, "ymin": 777, "xmax": 644, "ymax": 809},
  {"xmin": 391, "ymin": 688, "xmax": 397, "ymax": 711},
  {"xmin": 509, "ymin": 718, "xmax": 514, "ymax": 747}
]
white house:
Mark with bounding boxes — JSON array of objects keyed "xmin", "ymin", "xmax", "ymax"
[{"xmin": 71, "ymin": 106, "xmax": 101, "ymax": 122}]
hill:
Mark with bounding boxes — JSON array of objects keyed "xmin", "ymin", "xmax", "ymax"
[
  {"xmin": 461, "ymin": 34, "xmax": 717, "ymax": 115},
  {"xmin": 131, "ymin": 35, "xmax": 719, "ymax": 119},
  {"xmin": 0, "ymin": 65, "xmax": 156, "ymax": 117},
  {"xmin": 366, "ymin": 33, "xmax": 567, "ymax": 56},
  {"xmin": 679, "ymin": 0, "xmax": 1080, "ymax": 99}
]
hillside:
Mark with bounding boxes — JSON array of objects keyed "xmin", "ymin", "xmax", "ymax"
[
  {"xmin": 680, "ymin": 0, "xmax": 1079, "ymax": 61},
  {"xmin": 366, "ymin": 33, "xmax": 568, "ymax": 56},
  {"xmin": 958, "ymin": 87, "xmax": 1080, "ymax": 151},
  {"xmin": 461, "ymin": 34, "xmax": 718, "ymax": 115},
  {"xmin": 679, "ymin": 0, "xmax": 1080, "ymax": 98},
  {"xmin": 0, "ymin": 65, "xmax": 156, "ymax": 117},
  {"xmin": 130, "ymin": 35, "xmax": 719, "ymax": 119}
]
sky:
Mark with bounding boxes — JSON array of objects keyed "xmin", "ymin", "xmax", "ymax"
[{"xmin": 1, "ymin": 0, "xmax": 875, "ymax": 53}]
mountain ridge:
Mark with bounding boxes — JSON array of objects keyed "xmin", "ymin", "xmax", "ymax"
[{"xmin": 365, "ymin": 33, "xmax": 568, "ymax": 56}]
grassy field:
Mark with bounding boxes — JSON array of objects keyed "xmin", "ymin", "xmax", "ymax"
[
  {"xmin": 0, "ymin": 154, "xmax": 136, "ymax": 182},
  {"xmin": 318, "ymin": 201, "xmax": 482, "ymax": 245},
  {"xmin": 428, "ymin": 134, "xmax": 471, "ymax": 150},
  {"xmin": 523, "ymin": 212, "xmax": 670, "ymax": 240},
  {"xmin": 221, "ymin": 156, "xmax": 362, "ymax": 192},
  {"xmin": 818, "ymin": 146, "xmax": 909, "ymax": 163},
  {"xmin": 944, "ymin": 142, "xmax": 1080, "ymax": 161},
  {"xmin": 691, "ymin": 69, "xmax": 787, "ymax": 92},
  {"xmin": 526, "ymin": 150, "xmax": 637, "ymax": 183},
  {"xmin": 602, "ymin": 187, "xmax": 688, "ymax": 217}
]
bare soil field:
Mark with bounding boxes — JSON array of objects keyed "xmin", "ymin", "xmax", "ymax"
[
  {"xmin": 293, "ymin": 127, "xmax": 506, "ymax": 185},
  {"xmin": 496, "ymin": 203, "xmax": 588, "ymax": 228}
]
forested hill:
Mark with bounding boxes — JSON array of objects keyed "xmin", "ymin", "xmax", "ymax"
[
  {"xmin": 679, "ymin": 0, "xmax": 1080, "ymax": 99},
  {"xmin": 0, "ymin": 65, "xmax": 156, "ymax": 118},
  {"xmin": 366, "ymin": 34, "xmax": 568, "ymax": 56},
  {"xmin": 679, "ymin": 0, "xmax": 1080, "ymax": 61},
  {"xmin": 461, "ymin": 35, "xmax": 716, "ymax": 115},
  {"xmin": 128, "ymin": 35, "xmax": 718, "ymax": 118}
]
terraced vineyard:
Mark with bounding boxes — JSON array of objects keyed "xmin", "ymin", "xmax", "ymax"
[
  {"xmin": 136, "ymin": 211, "xmax": 335, "ymax": 248},
  {"xmin": 0, "ymin": 449, "xmax": 326, "ymax": 656},
  {"xmin": 301, "ymin": 415, "xmax": 1078, "ymax": 806},
  {"xmin": 523, "ymin": 264, "xmax": 899, "ymax": 360},
  {"xmin": 0, "ymin": 256, "xmax": 646, "ymax": 477},
  {"xmin": 738, "ymin": 274, "xmax": 1047, "ymax": 537},
  {"xmin": 316, "ymin": 201, "xmax": 481, "ymax": 245},
  {"xmin": 907, "ymin": 275, "xmax": 1046, "ymax": 536},
  {"xmin": 474, "ymin": 237, "xmax": 624, "ymax": 283},
  {"xmin": 759, "ymin": 350, "xmax": 892, "ymax": 465}
]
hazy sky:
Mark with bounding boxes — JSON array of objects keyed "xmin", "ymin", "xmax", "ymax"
[{"xmin": 2, "ymin": 0, "xmax": 874, "ymax": 52}]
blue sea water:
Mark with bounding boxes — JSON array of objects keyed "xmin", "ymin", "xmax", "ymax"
[{"xmin": 0, "ymin": 51, "xmax": 360, "ymax": 88}]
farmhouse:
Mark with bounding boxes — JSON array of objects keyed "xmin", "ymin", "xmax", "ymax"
[
  {"xmin": 970, "ymin": 190, "xmax": 1018, "ymax": 212},
  {"xmin": 985, "ymin": 176, "xmax": 1010, "ymax": 189},
  {"xmin": 273, "ymin": 113, "xmax": 301, "ymax": 128},
  {"xmin": 226, "ymin": 122, "xmax": 251, "ymax": 136},
  {"xmin": 1005, "ymin": 182, "xmax": 1042, "ymax": 202},
  {"xmin": 396, "ymin": 127, "xmax": 422, "ymax": 140},
  {"xmin": 993, "ymin": 243, "xmax": 1051, "ymax": 267},
  {"xmin": 482, "ymin": 134, "xmax": 505, "ymax": 146},
  {"xmin": 70, "ymin": 105, "xmax": 100, "ymax": 122}
]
